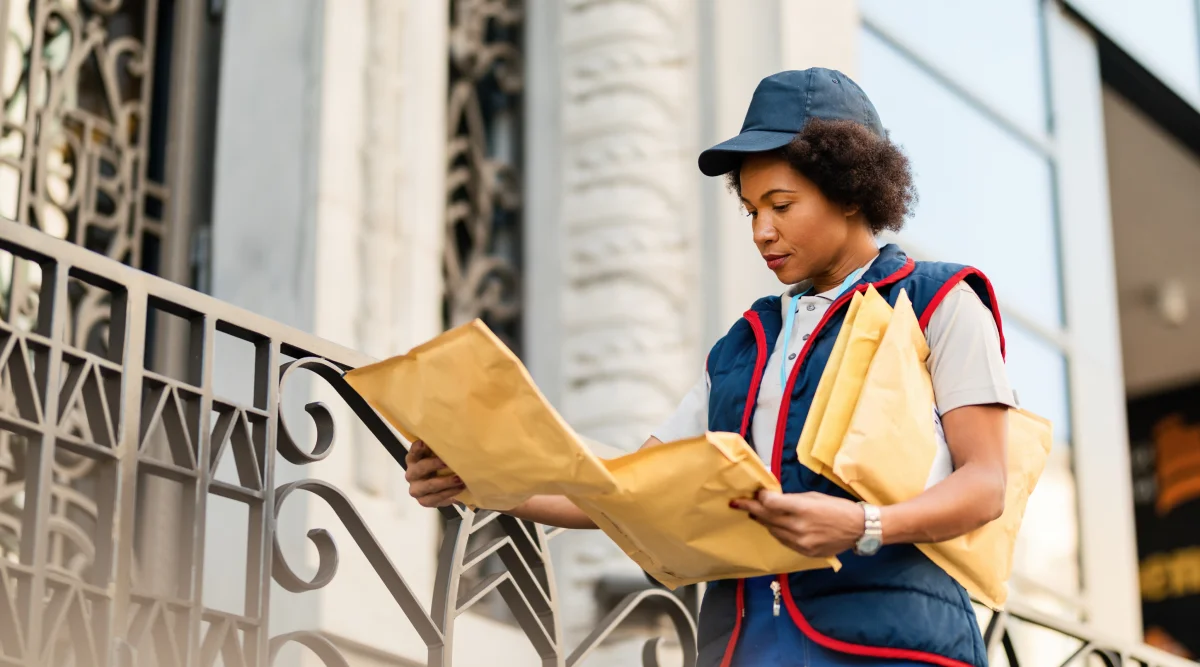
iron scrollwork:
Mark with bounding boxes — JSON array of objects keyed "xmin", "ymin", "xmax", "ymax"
[
  {"xmin": 268, "ymin": 354, "xmax": 699, "ymax": 666},
  {"xmin": 445, "ymin": 0, "xmax": 524, "ymax": 352},
  {"xmin": 2, "ymin": 0, "xmax": 169, "ymax": 265},
  {"xmin": 0, "ymin": 0, "xmax": 183, "ymax": 603},
  {"xmin": 0, "ymin": 220, "xmax": 700, "ymax": 666}
]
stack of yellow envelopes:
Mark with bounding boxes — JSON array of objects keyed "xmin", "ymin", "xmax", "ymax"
[{"xmin": 800, "ymin": 286, "xmax": 1052, "ymax": 609}]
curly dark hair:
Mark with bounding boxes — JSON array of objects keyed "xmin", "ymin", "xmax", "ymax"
[{"xmin": 725, "ymin": 119, "xmax": 917, "ymax": 234}]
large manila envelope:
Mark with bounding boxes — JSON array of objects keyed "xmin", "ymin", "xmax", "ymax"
[
  {"xmin": 345, "ymin": 319, "xmax": 837, "ymax": 588},
  {"xmin": 344, "ymin": 320, "xmax": 619, "ymax": 511},
  {"xmin": 817, "ymin": 290, "xmax": 1052, "ymax": 608},
  {"xmin": 571, "ymin": 432, "xmax": 839, "ymax": 590}
]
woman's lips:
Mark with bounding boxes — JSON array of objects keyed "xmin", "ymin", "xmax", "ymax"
[{"xmin": 763, "ymin": 254, "xmax": 788, "ymax": 270}]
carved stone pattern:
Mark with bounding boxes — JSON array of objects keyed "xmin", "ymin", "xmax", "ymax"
[
  {"xmin": 549, "ymin": 2, "xmax": 703, "ymax": 661},
  {"xmin": 0, "ymin": 0, "xmax": 169, "ymax": 595},
  {"xmin": 444, "ymin": 0, "xmax": 524, "ymax": 352},
  {"xmin": 558, "ymin": 0, "xmax": 700, "ymax": 452}
]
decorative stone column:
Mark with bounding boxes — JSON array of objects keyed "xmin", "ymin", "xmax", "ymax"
[{"xmin": 525, "ymin": 0, "xmax": 703, "ymax": 661}]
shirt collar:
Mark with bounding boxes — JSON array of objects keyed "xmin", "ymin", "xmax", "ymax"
[{"xmin": 784, "ymin": 253, "xmax": 880, "ymax": 302}]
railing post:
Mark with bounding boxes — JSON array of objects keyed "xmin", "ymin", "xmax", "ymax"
[{"xmin": 112, "ymin": 639, "xmax": 137, "ymax": 667}]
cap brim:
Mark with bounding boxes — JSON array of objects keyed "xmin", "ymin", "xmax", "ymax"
[{"xmin": 697, "ymin": 130, "xmax": 797, "ymax": 177}]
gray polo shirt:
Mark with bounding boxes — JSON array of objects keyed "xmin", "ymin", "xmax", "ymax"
[{"xmin": 654, "ymin": 268, "xmax": 1014, "ymax": 462}]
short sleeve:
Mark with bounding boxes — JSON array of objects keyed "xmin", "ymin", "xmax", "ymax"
[
  {"xmin": 925, "ymin": 281, "xmax": 1016, "ymax": 415},
  {"xmin": 652, "ymin": 370, "xmax": 710, "ymax": 442}
]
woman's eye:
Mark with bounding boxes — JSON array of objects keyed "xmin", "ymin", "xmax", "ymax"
[
  {"xmin": 773, "ymin": 203, "xmax": 791, "ymax": 213},
  {"xmin": 745, "ymin": 210, "xmax": 758, "ymax": 219}
]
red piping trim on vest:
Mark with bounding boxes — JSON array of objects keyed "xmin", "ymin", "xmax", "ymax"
[
  {"xmin": 739, "ymin": 310, "xmax": 769, "ymax": 439},
  {"xmin": 763, "ymin": 258, "xmax": 973, "ymax": 666},
  {"xmin": 720, "ymin": 312, "xmax": 769, "ymax": 664},
  {"xmin": 779, "ymin": 576, "xmax": 975, "ymax": 667},
  {"xmin": 718, "ymin": 579, "xmax": 746, "ymax": 667},
  {"xmin": 917, "ymin": 267, "xmax": 1007, "ymax": 360}
]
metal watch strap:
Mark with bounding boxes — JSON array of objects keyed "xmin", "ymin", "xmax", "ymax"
[{"xmin": 855, "ymin": 502, "xmax": 883, "ymax": 556}]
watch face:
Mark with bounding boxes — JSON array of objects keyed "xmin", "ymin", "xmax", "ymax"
[{"xmin": 858, "ymin": 535, "xmax": 882, "ymax": 555}]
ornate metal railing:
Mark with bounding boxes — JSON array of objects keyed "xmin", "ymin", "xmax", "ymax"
[
  {"xmin": 986, "ymin": 601, "xmax": 1196, "ymax": 667},
  {"xmin": 0, "ymin": 218, "xmax": 1194, "ymax": 667},
  {"xmin": 0, "ymin": 219, "xmax": 695, "ymax": 667}
]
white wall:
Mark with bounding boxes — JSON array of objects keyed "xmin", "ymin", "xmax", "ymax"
[
  {"xmin": 210, "ymin": 0, "xmax": 324, "ymax": 333},
  {"xmin": 207, "ymin": 0, "xmax": 327, "ymax": 652}
]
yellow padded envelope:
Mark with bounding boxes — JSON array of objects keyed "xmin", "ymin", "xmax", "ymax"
[
  {"xmin": 800, "ymin": 289, "xmax": 1052, "ymax": 608},
  {"xmin": 344, "ymin": 320, "xmax": 618, "ymax": 511},
  {"xmin": 572, "ymin": 432, "xmax": 837, "ymax": 590},
  {"xmin": 804, "ymin": 287, "xmax": 893, "ymax": 480},
  {"xmin": 345, "ymin": 320, "xmax": 837, "ymax": 589}
]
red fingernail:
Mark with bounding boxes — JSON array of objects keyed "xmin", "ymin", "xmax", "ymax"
[
  {"xmin": 729, "ymin": 500, "xmax": 738, "ymax": 509},
  {"xmin": 452, "ymin": 476, "xmax": 463, "ymax": 485}
]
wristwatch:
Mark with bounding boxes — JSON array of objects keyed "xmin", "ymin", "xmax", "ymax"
[{"xmin": 854, "ymin": 502, "xmax": 883, "ymax": 556}]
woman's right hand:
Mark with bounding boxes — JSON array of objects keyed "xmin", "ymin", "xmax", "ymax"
[{"xmin": 404, "ymin": 440, "xmax": 466, "ymax": 508}]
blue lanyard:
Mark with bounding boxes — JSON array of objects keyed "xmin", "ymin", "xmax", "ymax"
[{"xmin": 780, "ymin": 268, "xmax": 867, "ymax": 388}]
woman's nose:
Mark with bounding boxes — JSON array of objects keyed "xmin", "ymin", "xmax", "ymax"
[{"xmin": 753, "ymin": 218, "xmax": 778, "ymax": 245}]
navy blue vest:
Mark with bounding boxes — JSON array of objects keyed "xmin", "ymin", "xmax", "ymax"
[{"xmin": 696, "ymin": 245, "xmax": 1002, "ymax": 667}]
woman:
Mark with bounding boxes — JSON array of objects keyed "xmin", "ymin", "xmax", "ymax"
[{"xmin": 405, "ymin": 68, "xmax": 1011, "ymax": 667}]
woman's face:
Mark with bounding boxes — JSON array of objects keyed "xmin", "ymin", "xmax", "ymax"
[{"xmin": 739, "ymin": 153, "xmax": 857, "ymax": 285}]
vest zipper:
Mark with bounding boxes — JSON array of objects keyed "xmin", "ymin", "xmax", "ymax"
[{"xmin": 770, "ymin": 580, "xmax": 782, "ymax": 616}]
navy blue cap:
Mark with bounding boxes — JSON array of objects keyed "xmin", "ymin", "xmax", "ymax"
[{"xmin": 698, "ymin": 68, "xmax": 885, "ymax": 177}]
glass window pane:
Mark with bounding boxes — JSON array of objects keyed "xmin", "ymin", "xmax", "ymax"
[
  {"xmin": 1004, "ymin": 322, "xmax": 1072, "ymax": 443},
  {"xmin": 1067, "ymin": 0, "xmax": 1200, "ymax": 108},
  {"xmin": 1010, "ymin": 446, "xmax": 1082, "ymax": 605},
  {"xmin": 860, "ymin": 0, "xmax": 1048, "ymax": 137},
  {"xmin": 859, "ymin": 29, "xmax": 1064, "ymax": 329}
]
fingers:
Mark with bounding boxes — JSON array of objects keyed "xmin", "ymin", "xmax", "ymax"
[
  {"xmin": 405, "ymin": 440, "xmax": 435, "ymax": 466},
  {"xmin": 731, "ymin": 498, "xmax": 765, "ymax": 516},
  {"xmin": 409, "ymin": 473, "xmax": 465, "ymax": 505},
  {"xmin": 405, "ymin": 455, "xmax": 447, "ymax": 483},
  {"xmin": 731, "ymin": 494, "xmax": 791, "ymax": 520},
  {"xmin": 757, "ymin": 490, "xmax": 793, "ymax": 511},
  {"xmin": 417, "ymin": 483, "xmax": 465, "ymax": 508},
  {"xmin": 729, "ymin": 498, "xmax": 784, "ymax": 531},
  {"xmin": 405, "ymin": 451, "xmax": 449, "ymax": 484},
  {"xmin": 404, "ymin": 440, "xmax": 465, "ymax": 507}
]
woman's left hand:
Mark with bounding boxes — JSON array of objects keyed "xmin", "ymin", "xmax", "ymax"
[{"xmin": 731, "ymin": 491, "xmax": 865, "ymax": 558}]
